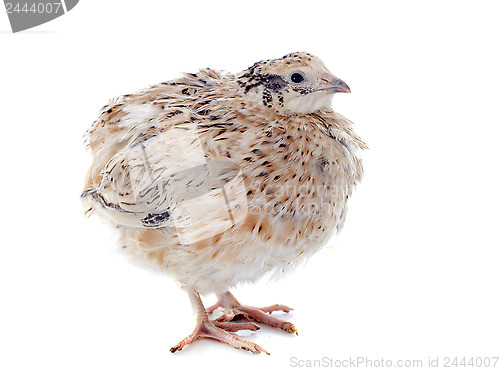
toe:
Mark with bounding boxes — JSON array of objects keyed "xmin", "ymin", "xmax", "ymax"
[
  {"xmin": 244, "ymin": 343, "xmax": 270, "ymax": 355},
  {"xmin": 214, "ymin": 321, "xmax": 260, "ymax": 332},
  {"xmin": 258, "ymin": 304, "xmax": 294, "ymax": 313},
  {"xmin": 281, "ymin": 321, "xmax": 298, "ymax": 335}
]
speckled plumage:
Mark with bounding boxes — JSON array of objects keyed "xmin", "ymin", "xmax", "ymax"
[{"xmin": 82, "ymin": 52, "xmax": 366, "ymax": 353}]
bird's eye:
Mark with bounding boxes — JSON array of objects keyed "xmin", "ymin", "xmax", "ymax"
[{"xmin": 290, "ymin": 72, "xmax": 305, "ymax": 84}]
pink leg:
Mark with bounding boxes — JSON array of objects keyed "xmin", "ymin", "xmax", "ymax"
[
  {"xmin": 170, "ymin": 290, "xmax": 268, "ymax": 354},
  {"xmin": 211, "ymin": 291, "xmax": 298, "ymax": 335}
]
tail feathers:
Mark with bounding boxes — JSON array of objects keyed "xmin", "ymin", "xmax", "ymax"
[
  {"xmin": 81, "ymin": 188, "xmax": 97, "ymax": 217},
  {"xmin": 81, "ymin": 188, "xmax": 97, "ymax": 198}
]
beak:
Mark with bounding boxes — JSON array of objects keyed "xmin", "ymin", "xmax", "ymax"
[{"xmin": 317, "ymin": 73, "xmax": 351, "ymax": 93}]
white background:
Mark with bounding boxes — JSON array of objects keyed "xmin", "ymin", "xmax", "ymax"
[{"xmin": 1, "ymin": 1, "xmax": 499, "ymax": 370}]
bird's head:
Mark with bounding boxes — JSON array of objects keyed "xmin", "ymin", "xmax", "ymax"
[{"xmin": 236, "ymin": 52, "xmax": 350, "ymax": 115}]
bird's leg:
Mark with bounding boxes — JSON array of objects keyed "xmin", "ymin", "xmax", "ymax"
[
  {"xmin": 170, "ymin": 290, "xmax": 269, "ymax": 354},
  {"xmin": 210, "ymin": 291, "xmax": 298, "ymax": 335}
]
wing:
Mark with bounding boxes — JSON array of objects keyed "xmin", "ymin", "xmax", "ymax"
[
  {"xmin": 83, "ymin": 68, "xmax": 226, "ymax": 190},
  {"xmin": 82, "ymin": 122, "xmax": 248, "ymax": 243},
  {"xmin": 82, "ymin": 68, "xmax": 248, "ymax": 241}
]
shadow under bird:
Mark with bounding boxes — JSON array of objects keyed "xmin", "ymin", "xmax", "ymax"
[{"xmin": 82, "ymin": 52, "xmax": 366, "ymax": 354}]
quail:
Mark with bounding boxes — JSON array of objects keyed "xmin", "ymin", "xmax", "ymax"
[{"xmin": 82, "ymin": 52, "xmax": 366, "ymax": 354}]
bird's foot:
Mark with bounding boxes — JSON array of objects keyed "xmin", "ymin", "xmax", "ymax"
[
  {"xmin": 170, "ymin": 318, "xmax": 268, "ymax": 354},
  {"xmin": 209, "ymin": 292, "xmax": 298, "ymax": 335}
]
